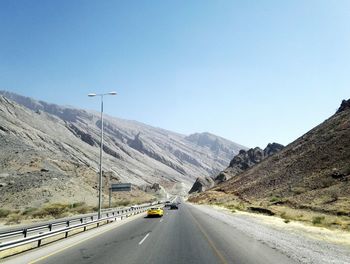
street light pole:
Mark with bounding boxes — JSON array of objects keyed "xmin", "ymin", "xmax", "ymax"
[
  {"xmin": 98, "ymin": 94, "xmax": 104, "ymax": 220},
  {"xmin": 88, "ymin": 91, "xmax": 116, "ymax": 219}
]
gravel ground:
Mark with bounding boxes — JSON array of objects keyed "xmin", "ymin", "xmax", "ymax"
[{"xmin": 193, "ymin": 204, "xmax": 350, "ymax": 264}]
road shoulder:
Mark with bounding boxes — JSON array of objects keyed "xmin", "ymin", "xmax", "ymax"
[{"xmin": 190, "ymin": 203, "xmax": 350, "ymax": 264}]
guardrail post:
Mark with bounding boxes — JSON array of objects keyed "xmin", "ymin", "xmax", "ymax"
[
  {"xmin": 80, "ymin": 218, "xmax": 83, "ymax": 224},
  {"xmin": 38, "ymin": 239, "xmax": 42, "ymax": 247},
  {"xmin": 23, "ymin": 229, "xmax": 28, "ymax": 238},
  {"xmin": 49, "ymin": 224, "xmax": 53, "ymax": 232},
  {"xmin": 65, "ymin": 222, "xmax": 70, "ymax": 238}
]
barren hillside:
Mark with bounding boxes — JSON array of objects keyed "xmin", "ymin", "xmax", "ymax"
[
  {"xmin": 0, "ymin": 91, "xmax": 245, "ymax": 209},
  {"xmin": 190, "ymin": 99, "xmax": 350, "ymax": 219}
]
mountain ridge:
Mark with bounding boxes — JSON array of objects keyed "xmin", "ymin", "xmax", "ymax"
[{"xmin": 0, "ymin": 91, "xmax": 245, "ymax": 209}]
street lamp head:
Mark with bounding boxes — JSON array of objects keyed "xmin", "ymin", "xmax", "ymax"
[
  {"xmin": 88, "ymin": 93, "xmax": 97, "ymax": 97},
  {"xmin": 108, "ymin": 91, "xmax": 117, "ymax": 95}
]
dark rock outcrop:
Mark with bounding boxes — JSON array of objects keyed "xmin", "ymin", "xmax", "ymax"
[
  {"xmin": 215, "ymin": 143, "xmax": 284, "ymax": 184},
  {"xmin": 336, "ymin": 99, "xmax": 350, "ymax": 113},
  {"xmin": 214, "ymin": 171, "xmax": 230, "ymax": 183},
  {"xmin": 229, "ymin": 147, "xmax": 264, "ymax": 170},
  {"xmin": 189, "ymin": 176, "xmax": 215, "ymax": 194},
  {"xmin": 189, "ymin": 142, "xmax": 284, "ymax": 193},
  {"xmin": 144, "ymin": 183, "xmax": 161, "ymax": 193},
  {"xmin": 264, "ymin": 143, "xmax": 284, "ymax": 156}
]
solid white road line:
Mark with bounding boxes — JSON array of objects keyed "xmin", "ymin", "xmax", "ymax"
[
  {"xmin": 138, "ymin": 233, "xmax": 150, "ymax": 245},
  {"xmin": 160, "ymin": 219, "xmax": 163, "ymax": 222}
]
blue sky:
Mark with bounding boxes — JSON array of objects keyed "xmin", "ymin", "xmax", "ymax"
[{"xmin": 0, "ymin": 0, "xmax": 349, "ymax": 148}]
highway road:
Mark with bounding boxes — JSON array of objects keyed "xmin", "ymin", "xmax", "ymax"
[{"xmin": 4, "ymin": 202, "xmax": 296, "ymax": 264}]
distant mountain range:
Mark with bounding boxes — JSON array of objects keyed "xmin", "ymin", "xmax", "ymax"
[
  {"xmin": 189, "ymin": 99, "xmax": 350, "ymax": 217},
  {"xmin": 0, "ymin": 91, "xmax": 245, "ymax": 209}
]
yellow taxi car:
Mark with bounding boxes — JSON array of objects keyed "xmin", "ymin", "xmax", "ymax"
[{"xmin": 147, "ymin": 207, "xmax": 164, "ymax": 217}]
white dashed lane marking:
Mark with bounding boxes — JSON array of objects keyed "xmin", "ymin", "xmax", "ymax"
[{"xmin": 138, "ymin": 233, "xmax": 150, "ymax": 245}]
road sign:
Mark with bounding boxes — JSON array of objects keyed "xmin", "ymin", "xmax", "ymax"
[{"xmin": 110, "ymin": 183, "xmax": 131, "ymax": 192}]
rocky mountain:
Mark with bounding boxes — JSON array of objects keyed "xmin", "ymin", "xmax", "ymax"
[
  {"xmin": 0, "ymin": 91, "xmax": 245, "ymax": 209},
  {"xmin": 188, "ymin": 143, "xmax": 284, "ymax": 193},
  {"xmin": 215, "ymin": 143, "xmax": 284, "ymax": 184},
  {"xmin": 188, "ymin": 176, "xmax": 215, "ymax": 194},
  {"xmin": 189, "ymin": 99, "xmax": 350, "ymax": 217}
]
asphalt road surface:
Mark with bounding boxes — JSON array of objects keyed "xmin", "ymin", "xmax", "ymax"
[{"xmin": 4, "ymin": 202, "xmax": 298, "ymax": 264}]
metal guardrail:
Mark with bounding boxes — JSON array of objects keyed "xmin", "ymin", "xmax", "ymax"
[
  {"xmin": 1, "ymin": 207, "xmax": 133, "ymax": 239},
  {"xmin": 0, "ymin": 203, "xmax": 160, "ymax": 252}
]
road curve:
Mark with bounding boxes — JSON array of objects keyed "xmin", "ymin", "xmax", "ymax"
[{"xmin": 4, "ymin": 203, "xmax": 296, "ymax": 264}]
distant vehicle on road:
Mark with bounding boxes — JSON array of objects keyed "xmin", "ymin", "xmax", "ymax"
[
  {"xmin": 170, "ymin": 203, "xmax": 178, "ymax": 210},
  {"xmin": 164, "ymin": 201, "xmax": 171, "ymax": 207},
  {"xmin": 147, "ymin": 207, "xmax": 164, "ymax": 217}
]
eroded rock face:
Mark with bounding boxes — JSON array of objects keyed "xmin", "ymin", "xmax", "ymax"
[
  {"xmin": 127, "ymin": 132, "xmax": 144, "ymax": 152},
  {"xmin": 188, "ymin": 176, "xmax": 215, "ymax": 194},
  {"xmin": 67, "ymin": 124, "xmax": 95, "ymax": 146}
]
